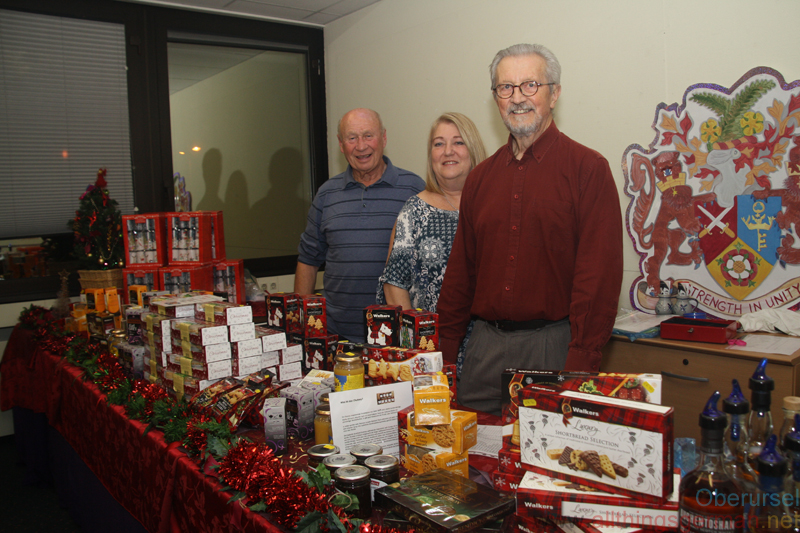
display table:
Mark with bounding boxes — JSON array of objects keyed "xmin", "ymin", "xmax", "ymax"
[
  {"xmin": 601, "ymin": 334, "xmax": 800, "ymax": 441},
  {"xmin": 0, "ymin": 325, "xmax": 286, "ymax": 533}
]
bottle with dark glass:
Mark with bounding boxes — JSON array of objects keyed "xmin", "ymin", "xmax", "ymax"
[
  {"xmin": 725, "ymin": 379, "xmax": 752, "ymax": 489},
  {"xmin": 779, "ymin": 397, "xmax": 800, "ymax": 454},
  {"xmin": 745, "ymin": 359, "xmax": 775, "ymax": 485},
  {"xmin": 679, "ymin": 391, "xmax": 744, "ymax": 533},
  {"xmin": 749, "ymin": 434, "xmax": 790, "ymax": 532},
  {"xmin": 782, "ymin": 414, "xmax": 800, "ymax": 532}
]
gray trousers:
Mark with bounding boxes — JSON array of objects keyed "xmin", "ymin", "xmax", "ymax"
[{"xmin": 458, "ymin": 318, "xmax": 571, "ymax": 416}]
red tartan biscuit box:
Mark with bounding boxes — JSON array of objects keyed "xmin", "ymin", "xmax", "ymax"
[
  {"xmin": 400, "ymin": 309, "xmax": 439, "ymax": 351},
  {"xmin": 267, "ymin": 292, "xmax": 299, "ymax": 331},
  {"xmin": 364, "ymin": 347, "xmax": 443, "ymax": 385},
  {"xmin": 514, "ymin": 515, "xmax": 658, "ymax": 533},
  {"xmin": 364, "ymin": 304, "xmax": 402, "ymax": 347},
  {"xmin": 492, "ymin": 468, "xmax": 524, "ymax": 493},
  {"xmin": 518, "ymin": 387, "xmax": 674, "ymax": 502},
  {"xmin": 304, "ymin": 334, "xmax": 338, "ymax": 372},
  {"xmin": 515, "ymin": 470, "xmax": 679, "ymax": 531},
  {"xmin": 298, "ymin": 295, "xmax": 327, "ymax": 337}
]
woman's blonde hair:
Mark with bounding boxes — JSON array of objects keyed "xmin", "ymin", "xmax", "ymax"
[{"xmin": 425, "ymin": 112, "xmax": 487, "ymax": 194}]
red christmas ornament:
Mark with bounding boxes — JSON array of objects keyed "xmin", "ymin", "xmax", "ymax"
[{"xmin": 95, "ymin": 168, "xmax": 107, "ymax": 189}]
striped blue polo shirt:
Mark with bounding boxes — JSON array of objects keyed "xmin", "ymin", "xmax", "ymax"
[{"xmin": 298, "ymin": 156, "xmax": 424, "ymax": 342}]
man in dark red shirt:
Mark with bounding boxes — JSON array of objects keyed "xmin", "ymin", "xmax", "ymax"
[{"xmin": 437, "ymin": 44, "xmax": 623, "ymax": 415}]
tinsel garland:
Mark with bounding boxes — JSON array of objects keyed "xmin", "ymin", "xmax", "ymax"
[{"xmin": 16, "ymin": 307, "xmax": 412, "ymax": 533}]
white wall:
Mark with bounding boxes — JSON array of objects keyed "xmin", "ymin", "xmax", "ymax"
[{"xmin": 324, "ymin": 0, "xmax": 800, "ymax": 309}]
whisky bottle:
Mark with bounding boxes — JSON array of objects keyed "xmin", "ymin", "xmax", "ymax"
[
  {"xmin": 782, "ymin": 415, "xmax": 800, "ymax": 531},
  {"xmin": 749, "ymin": 434, "xmax": 790, "ymax": 532},
  {"xmin": 725, "ymin": 379, "xmax": 752, "ymax": 489},
  {"xmin": 679, "ymin": 391, "xmax": 745, "ymax": 533},
  {"xmin": 745, "ymin": 358, "xmax": 775, "ymax": 484}
]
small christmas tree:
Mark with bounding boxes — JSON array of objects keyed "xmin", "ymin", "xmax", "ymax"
[{"xmin": 72, "ymin": 168, "xmax": 124, "ymax": 270}]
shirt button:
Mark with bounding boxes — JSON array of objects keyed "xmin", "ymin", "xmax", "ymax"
[
  {"xmin": 514, "ymin": 194, "xmax": 519, "ymax": 199},
  {"xmin": 518, "ymin": 166, "xmax": 523, "ymax": 171},
  {"xmin": 505, "ymin": 286, "xmax": 511, "ymax": 291},
  {"xmin": 510, "ymin": 256, "xmax": 515, "ymax": 261},
  {"xmin": 512, "ymin": 225, "xmax": 517, "ymax": 231}
]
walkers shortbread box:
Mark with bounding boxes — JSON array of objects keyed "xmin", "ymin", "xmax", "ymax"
[{"xmin": 518, "ymin": 387, "xmax": 673, "ymax": 502}]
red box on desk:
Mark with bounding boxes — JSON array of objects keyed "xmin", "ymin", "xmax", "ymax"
[
  {"xmin": 165, "ymin": 212, "xmax": 214, "ymax": 265},
  {"xmin": 658, "ymin": 316, "xmax": 736, "ymax": 343},
  {"xmin": 299, "ymin": 294, "xmax": 326, "ymax": 337},
  {"xmin": 364, "ymin": 304, "xmax": 402, "ymax": 347},
  {"xmin": 267, "ymin": 293, "xmax": 299, "ymax": 331},
  {"xmin": 123, "ymin": 265, "xmax": 162, "ymax": 304},
  {"xmin": 400, "ymin": 309, "xmax": 439, "ymax": 350},
  {"xmin": 517, "ymin": 386, "xmax": 674, "ymax": 502},
  {"xmin": 213, "ymin": 259, "xmax": 245, "ymax": 304},
  {"xmin": 159, "ymin": 264, "xmax": 213, "ymax": 294},
  {"xmin": 122, "ymin": 213, "xmax": 167, "ymax": 266},
  {"xmin": 203, "ymin": 211, "xmax": 226, "ymax": 261}
]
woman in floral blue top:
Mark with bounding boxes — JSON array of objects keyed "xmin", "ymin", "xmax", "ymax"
[{"xmin": 377, "ymin": 112, "xmax": 487, "ymax": 375}]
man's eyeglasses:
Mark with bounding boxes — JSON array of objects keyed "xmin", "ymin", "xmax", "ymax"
[{"xmin": 492, "ymin": 81, "xmax": 555, "ymax": 99}]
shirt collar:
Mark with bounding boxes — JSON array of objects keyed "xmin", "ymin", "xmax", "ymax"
[
  {"xmin": 503, "ymin": 121, "xmax": 560, "ymax": 165},
  {"xmin": 342, "ymin": 156, "xmax": 396, "ymax": 189}
]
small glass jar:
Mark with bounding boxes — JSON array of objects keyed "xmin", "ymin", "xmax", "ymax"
[
  {"xmin": 314, "ymin": 403, "xmax": 333, "ymax": 445},
  {"xmin": 307, "ymin": 444, "xmax": 339, "ymax": 469},
  {"xmin": 364, "ymin": 454, "xmax": 400, "ymax": 502},
  {"xmin": 108, "ymin": 329, "xmax": 127, "ymax": 357},
  {"xmin": 334, "ymin": 353, "xmax": 364, "ymax": 392},
  {"xmin": 334, "ymin": 465, "xmax": 372, "ymax": 519},
  {"xmin": 322, "ymin": 453, "xmax": 357, "ymax": 474},
  {"xmin": 350, "ymin": 443, "xmax": 382, "ymax": 465}
]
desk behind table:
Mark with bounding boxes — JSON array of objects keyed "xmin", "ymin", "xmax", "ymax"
[{"xmin": 601, "ymin": 333, "xmax": 800, "ymax": 441}]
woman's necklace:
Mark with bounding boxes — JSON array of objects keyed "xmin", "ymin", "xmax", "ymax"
[{"xmin": 441, "ymin": 192, "xmax": 459, "ymax": 213}]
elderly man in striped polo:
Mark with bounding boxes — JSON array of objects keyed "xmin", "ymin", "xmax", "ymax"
[{"xmin": 295, "ymin": 108, "xmax": 424, "ymax": 342}]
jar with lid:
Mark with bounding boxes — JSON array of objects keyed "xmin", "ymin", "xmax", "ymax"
[
  {"xmin": 322, "ymin": 453, "xmax": 357, "ymax": 474},
  {"xmin": 334, "ymin": 465, "xmax": 372, "ymax": 519},
  {"xmin": 307, "ymin": 444, "xmax": 339, "ymax": 469},
  {"xmin": 364, "ymin": 454, "xmax": 399, "ymax": 501},
  {"xmin": 334, "ymin": 353, "xmax": 364, "ymax": 392},
  {"xmin": 314, "ymin": 403, "xmax": 333, "ymax": 445},
  {"xmin": 350, "ymin": 443, "xmax": 382, "ymax": 465},
  {"xmin": 108, "ymin": 329, "xmax": 127, "ymax": 358}
]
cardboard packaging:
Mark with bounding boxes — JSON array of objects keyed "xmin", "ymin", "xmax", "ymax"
[
  {"xmin": 122, "ymin": 213, "xmax": 167, "ymax": 266},
  {"xmin": 171, "ymin": 319, "xmax": 229, "ymax": 346},
  {"xmin": 167, "ymin": 353, "xmax": 232, "ymax": 381},
  {"xmin": 304, "ymin": 334, "xmax": 338, "ymax": 372},
  {"xmin": 159, "ymin": 263, "xmax": 214, "ymax": 294},
  {"xmin": 658, "ymin": 316, "xmax": 737, "ymax": 343},
  {"xmin": 517, "ymin": 387, "xmax": 674, "ymax": 502},
  {"xmin": 171, "ymin": 337, "xmax": 232, "ymax": 364},
  {"xmin": 365, "ymin": 348, "xmax": 443, "ymax": 385},
  {"xmin": 165, "ymin": 211, "xmax": 214, "ymax": 265},
  {"xmin": 124, "ymin": 265, "xmax": 161, "ymax": 303},
  {"xmin": 256, "ymin": 326, "xmax": 288, "ymax": 352},
  {"xmin": 212, "ymin": 259, "xmax": 244, "ymax": 303},
  {"xmin": 197, "ymin": 301, "xmax": 253, "ymax": 326},
  {"xmin": 267, "ymin": 292, "xmax": 299, "ymax": 331},
  {"xmin": 364, "ymin": 304, "xmax": 402, "ymax": 347},
  {"xmin": 299, "ymin": 294, "xmax": 327, "ymax": 337},
  {"xmin": 515, "ymin": 470, "xmax": 679, "ymax": 531},
  {"xmin": 398, "ymin": 405, "xmax": 477, "ymax": 455},
  {"xmin": 401, "ymin": 442, "xmax": 469, "ymax": 478},
  {"xmin": 400, "ymin": 309, "xmax": 439, "ymax": 351},
  {"xmin": 261, "ymin": 397, "xmax": 288, "ymax": 455}
]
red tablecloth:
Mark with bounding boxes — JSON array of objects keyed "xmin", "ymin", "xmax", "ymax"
[{"xmin": 1, "ymin": 326, "xmax": 285, "ymax": 533}]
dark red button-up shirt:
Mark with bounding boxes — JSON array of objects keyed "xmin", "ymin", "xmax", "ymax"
[{"xmin": 437, "ymin": 122, "xmax": 623, "ymax": 371}]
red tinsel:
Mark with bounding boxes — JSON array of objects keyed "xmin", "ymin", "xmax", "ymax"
[
  {"xmin": 94, "ymin": 351, "xmax": 128, "ymax": 393},
  {"xmin": 131, "ymin": 381, "xmax": 170, "ymax": 419},
  {"xmin": 184, "ymin": 413, "xmax": 213, "ymax": 455}
]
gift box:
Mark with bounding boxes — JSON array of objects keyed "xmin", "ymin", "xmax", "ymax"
[
  {"xmin": 171, "ymin": 337, "xmax": 232, "ymax": 363},
  {"xmin": 159, "ymin": 263, "xmax": 214, "ymax": 294},
  {"xmin": 196, "ymin": 301, "xmax": 253, "ymax": 325},
  {"xmin": 412, "ymin": 373, "xmax": 452, "ymax": 426},
  {"xmin": 398, "ymin": 405, "xmax": 477, "ymax": 454},
  {"xmin": 298, "ymin": 294, "xmax": 327, "ymax": 336},
  {"xmin": 658, "ymin": 316, "xmax": 737, "ymax": 344},
  {"xmin": 125, "ymin": 306, "xmax": 147, "ymax": 345},
  {"xmin": 364, "ymin": 304, "xmax": 402, "ymax": 347},
  {"xmin": 212, "ymin": 259, "xmax": 244, "ymax": 304},
  {"xmin": 515, "ymin": 470, "xmax": 679, "ymax": 531},
  {"xmin": 172, "ymin": 373, "xmax": 222, "ymax": 400},
  {"xmin": 230, "ymin": 337, "xmax": 263, "ymax": 359},
  {"xmin": 401, "ymin": 442, "xmax": 469, "ymax": 478},
  {"xmin": 365, "ymin": 348, "xmax": 443, "ymax": 385},
  {"xmin": 203, "ymin": 210, "xmax": 226, "ymax": 261},
  {"xmin": 228, "ymin": 322, "xmax": 256, "ymax": 343},
  {"xmin": 280, "ymin": 343, "xmax": 303, "ymax": 365},
  {"xmin": 304, "ymin": 334, "xmax": 338, "ymax": 372},
  {"xmin": 165, "ymin": 211, "xmax": 214, "ymax": 265},
  {"xmin": 274, "ymin": 361, "xmax": 302, "ymax": 382},
  {"xmin": 267, "ymin": 292, "xmax": 299, "ymax": 331},
  {"xmin": 262, "ymin": 397, "xmax": 288, "ymax": 455},
  {"xmin": 83, "ymin": 288, "xmax": 106, "ymax": 312},
  {"xmin": 118, "ymin": 341, "xmax": 146, "ymax": 379},
  {"xmin": 491, "ymin": 469, "xmax": 524, "ymax": 493},
  {"xmin": 150, "ymin": 294, "xmax": 222, "ymax": 317},
  {"xmin": 400, "ymin": 309, "xmax": 439, "ymax": 351},
  {"xmin": 122, "ymin": 213, "xmax": 167, "ymax": 266},
  {"xmin": 280, "ymin": 385, "xmax": 316, "ymax": 441},
  {"xmin": 167, "ymin": 353, "xmax": 233, "ymax": 381},
  {"xmin": 125, "ymin": 264, "xmax": 162, "ymax": 299},
  {"xmin": 232, "ymin": 354, "xmax": 263, "ymax": 377},
  {"xmin": 518, "ymin": 388, "xmax": 674, "ymax": 502},
  {"xmin": 171, "ymin": 319, "xmax": 229, "ymax": 346},
  {"xmin": 256, "ymin": 326, "xmax": 288, "ymax": 352}
]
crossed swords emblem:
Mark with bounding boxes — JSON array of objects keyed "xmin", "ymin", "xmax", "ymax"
[{"xmin": 698, "ymin": 205, "xmax": 735, "ymax": 238}]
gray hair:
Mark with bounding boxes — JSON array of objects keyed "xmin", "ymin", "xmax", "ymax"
[{"xmin": 489, "ymin": 43, "xmax": 561, "ymax": 88}]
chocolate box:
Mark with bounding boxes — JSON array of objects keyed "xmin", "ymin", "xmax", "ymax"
[
  {"xmin": 267, "ymin": 292, "xmax": 299, "ymax": 331},
  {"xmin": 167, "ymin": 353, "xmax": 232, "ymax": 380},
  {"xmin": 491, "ymin": 469, "xmax": 524, "ymax": 493},
  {"xmin": 256, "ymin": 326, "xmax": 287, "ymax": 352},
  {"xmin": 171, "ymin": 319, "xmax": 229, "ymax": 346},
  {"xmin": 515, "ymin": 470, "xmax": 679, "ymax": 531},
  {"xmin": 228, "ymin": 322, "xmax": 256, "ymax": 343},
  {"xmin": 518, "ymin": 388, "xmax": 674, "ymax": 502},
  {"xmin": 299, "ymin": 294, "xmax": 327, "ymax": 337},
  {"xmin": 230, "ymin": 337, "xmax": 263, "ymax": 359},
  {"xmin": 400, "ymin": 309, "xmax": 439, "ymax": 351},
  {"xmin": 279, "ymin": 385, "xmax": 316, "ymax": 441},
  {"xmin": 197, "ymin": 301, "xmax": 253, "ymax": 325},
  {"xmin": 232, "ymin": 355, "xmax": 263, "ymax": 377},
  {"xmin": 172, "ymin": 338, "xmax": 232, "ymax": 364}
]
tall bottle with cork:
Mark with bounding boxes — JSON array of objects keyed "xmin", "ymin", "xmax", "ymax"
[
  {"xmin": 724, "ymin": 379, "xmax": 752, "ymax": 489},
  {"xmin": 679, "ymin": 391, "xmax": 744, "ymax": 533},
  {"xmin": 748, "ymin": 434, "xmax": 790, "ymax": 532}
]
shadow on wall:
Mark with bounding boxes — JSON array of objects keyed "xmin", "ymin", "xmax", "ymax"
[{"xmin": 194, "ymin": 147, "xmax": 307, "ymax": 259}]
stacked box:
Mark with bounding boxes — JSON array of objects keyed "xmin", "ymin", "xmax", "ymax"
[
  {"xmin": 122, "ymin": 213, "xmax": 167, "ymax": 266},
  {"xmin": 150, "ymin": 294, "xmax": 222, "ymax": 318},
  {"xmin": 167, "ymin": 353, "xmax": 232, "ymax": 380},
  {"xmin": 171, "ymin": 338, "xmax": 232, "ymax": 363},
  {"xmin": 171, "ymin": 319, "xmax": 229, "ymax": 346},
  {"xmin": 196, "ymin": 301, "xmax": 253, "ymax": 325},
  {"xmin": 159, "ymin": 263, "xmax": 214, "ymax": 294},
  {"xmin": 125, "ymin": 306, "xmax": 147, "ymax": 345},
  {"xmin": 518, "ymin": 388, "xmax": 674, "ymax": 502},
  {"xmin": 118, "ymin": 341, "xmax": 146, "ymax": 379},
  {"xmin": 280, "ymin": 385, "xmax": 316, "ymax": 440},
  {"xmin": 298, "ymin": 294, "xmax": 327, "ymax": 336},
  {"xmin": 267, "ymin": 293, "xmax": 299, "ymax": 331},
  {"xmin": 256, "ymin": 326, "xmax": 287, "ymax": 352},
  {"xmin": 400, "ymin": 442, "xmax": 469, "ymax": 477},
  {"xmin": 123, "ymin": 266, "xmax": 161, "ymax": 304},
  {"xmin": 364, "ymin": 304, "xmax": 402, "ymax": 347},
  {"xmin": 203, "ymin": 211, "xmax": 226, "ymax": 261},
  {"xmin": 304, "ymin": 334, "xmax": 338, "ymax": 372},
  {"xmin": 398, "ymin": 406, "xmax": 477, "ymax": 454},
  {"xmin": 212, "ymin": 259, "xmax": 244, "ymax": 304},
  {"xmin": 262, "ymin": 397, "xmax": 288, "ymax": 455},
  {"xmin": 165, "ymin": 211, "xmax": 214, "ymax": 264},
  {"xmin": 228, "ymin": 322, "xmax": 256, "ymax": 342},
  {"xmin": 400, "ymin": 309, "xmax": 438, "ymax": 351},
  {"xmin": 365, "ymin": 348, "xmax": 443, "ymax": 385}
]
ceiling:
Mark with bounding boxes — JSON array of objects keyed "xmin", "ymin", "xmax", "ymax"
[{"xmin": 133, "ymin": 0, "xmax": 381, "ymax": 26}]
